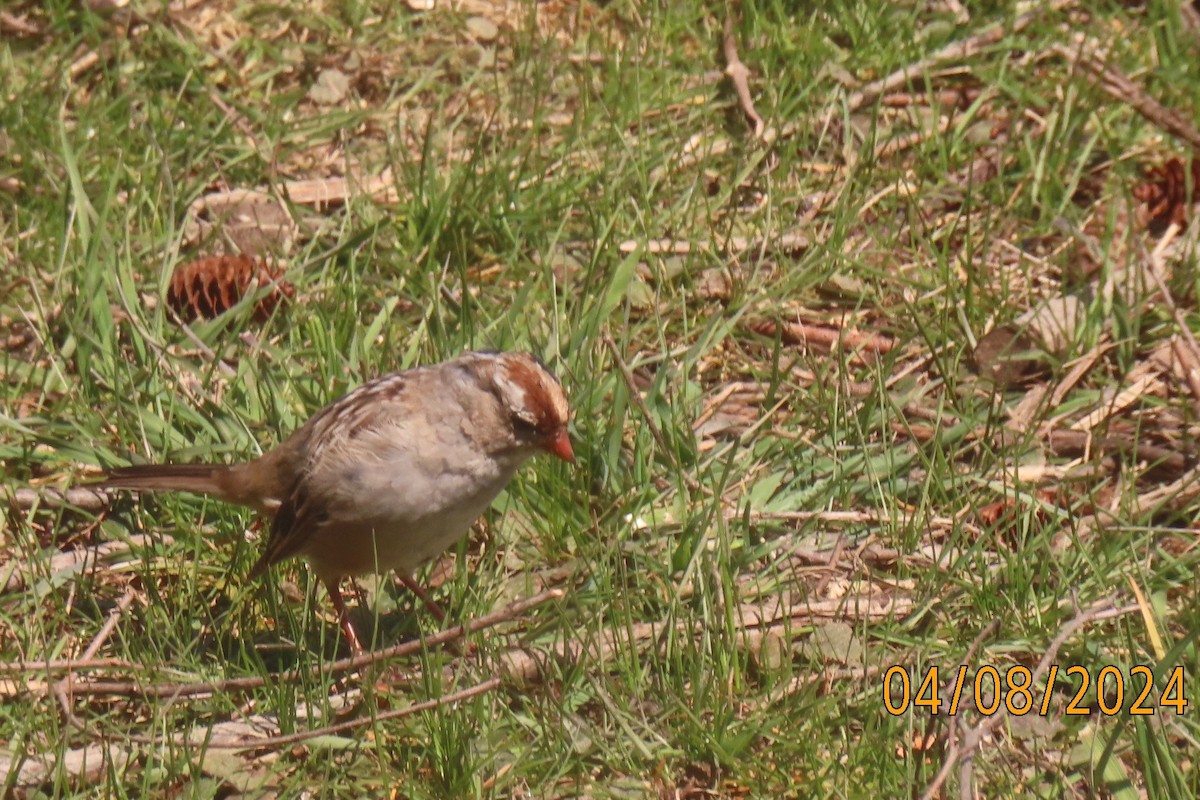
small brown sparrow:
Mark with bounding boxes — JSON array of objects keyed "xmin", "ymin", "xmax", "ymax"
[{"xmin": 101, "ymin": 350, "xmax": 573, "ymax": 652}]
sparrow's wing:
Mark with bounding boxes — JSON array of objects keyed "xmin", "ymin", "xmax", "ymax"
[
  {"xmin": 248, "ymin": 472, "xmax": 325, "ymax": 578},
  {"xmin": 247, "ymin": 373, "xmax": 416, "ymax": 578}
]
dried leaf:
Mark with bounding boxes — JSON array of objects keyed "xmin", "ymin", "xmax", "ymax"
[
  {"xmin": 0, "ymin": 744, "xmax": 128, "ymax": 791},
  {"xmin": 465, "ymin": 16, "xmax": 500, "ymax": 42},
  {"xmin": 975, "ymin": 488, "xmax": 1063, "ymax": 528},
  {"xmin": 308, "ymin": 68, "xmax": 351, "ymax": 105},
  {"xmin": 694, "ymin": 268, "xmax": 731, "ymax": 300},
  {"xmin": 184, "ymin": 190, "xmax": 298, "ymax": 254},
  {"xmin": 804, "ymin": 621, "xmax": 865, "ymax": 667},
  {"xmin": 972, "ymin": 325, "xmax": 1043, "ymax": 386},
  {"xmin": 750, "ymin": 630, "xmax": 791, "ymax": 674},
  {"xmin": 1016, "ymin": 293, "xmax": 1083, "ymax": 356}
]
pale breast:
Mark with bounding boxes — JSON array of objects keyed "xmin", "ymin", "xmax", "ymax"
[{"xmin": 295, "ymin": 415, "xmax": 524, "ymax": 579}]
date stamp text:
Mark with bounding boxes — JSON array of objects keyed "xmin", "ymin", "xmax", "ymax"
[{"xmin": 882, "ymin": 665, "xmax": 1188, "ymax": 716}]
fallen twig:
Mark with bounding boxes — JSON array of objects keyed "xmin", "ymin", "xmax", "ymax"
[
  {"xmin": 1169, "ymin": 336, "xmax": 1200, "ymax": 418},
  {"xmin": 58, "ymin": 589, "xmax": 563, "ymax": 699},
  {"xmin": 189, "ymin": 171, "xmax": 399, "ymax": 220},
  {"xmin": 722, "ymin": 13, "xmax": 764, "ymax": 138},
  {"xmin": 748, "ymin": 319, "xmax": 897, "ymax": 357},
  {"xmin": 874, "ymin": 115, "xmax": 954, "ymax": 161},
  {"xmin": 3, "ymin": 536, "xmax": 167, "ymax": 595},
  {"xmin": 7, "ymin": 486, "xmax": 110, "ymax": 513},
  {"xmin": 1045, "ymin": 429, "xmax": 1188, "ymax": 478},
  {"xmin": 921, "ymin": 619, "xmax": 1002, "ymax": 796},
  {"xmin": 0, "ymin": 658, "xmax": 135, "ymax": 674},
  {"xmin": 177, "ymin": 677, "xmax": 503, "ymax": 751},
  {"xmin": 82, "ymin": 588, "xmax": 136, "ymax": 662},
  {"xmin": 616, "ymin": 231, "xmax": 808, "ymax": 256},
  {"xmin": 0, "ymin": 10, "xmax": 42, "ymax": 36},
  {"xmin": 1068, "ymin": 374, "xmax": 1158, "ymax": 433},
  {"xmin": 1129, "ymin": 463, "xmax": 1200, "ymax": 516},
  {"xmin": 939, "ymin": 620, "xmax": 1002, "ymax": 714},
  {"xmin": 829, "ymin": 0, "xmax": 1076, "ymax": 123},
  {"xmin": 1056, "ymin": 42, "xmax": 1200, "ymax": 149},
  {"xmin": 496, "ymin": 587, "xmax": 912, "ymax": 686},
  {"xmin": 750, "ymin": 665, "xmax": 882, "ymax": 711},
  {"xmin": 731, "ymin": 508, "xmax": 962, "ymax": 529},
  {"xmin": 204, "ymin": 86, "xmax": 262, "ymax": 152}
]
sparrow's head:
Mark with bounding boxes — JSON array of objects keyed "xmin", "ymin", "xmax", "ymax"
[{"xmin": 472, "ymin": 351, "xmax": 574, "ymax": 463}]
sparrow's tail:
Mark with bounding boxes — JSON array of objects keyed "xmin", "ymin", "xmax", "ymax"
[{"xmin": 100, "ymin": 462, "xmax": 271, "ymax": 511}]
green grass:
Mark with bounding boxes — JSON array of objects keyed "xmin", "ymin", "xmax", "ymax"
[{"xmin": 3, "ymin": 0, "xmax": 1200, "ymax": 796}]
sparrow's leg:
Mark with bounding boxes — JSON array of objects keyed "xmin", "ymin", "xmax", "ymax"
[
  {"xmin": 396, "ymin": 574, "xmax": 447, "ymax": 623},
  {"xmin": 324, "ymin": 578, "xmax": 364, "ymax": 654}
]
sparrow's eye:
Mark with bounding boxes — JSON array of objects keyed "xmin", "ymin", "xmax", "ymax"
[{"xmin": 510, "ymin": 413, "xmax": 540, "ymax": 435}]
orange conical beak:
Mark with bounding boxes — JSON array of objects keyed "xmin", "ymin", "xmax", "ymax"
[{"xmin": 543, "ymin": 428, "xmax": 575, "ymax": 463}]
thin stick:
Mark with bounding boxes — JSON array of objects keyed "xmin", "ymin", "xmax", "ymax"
[
  {"xmin": 747, "ymin": 319, "xmax": 897, "ymax": 357},
  {"xmin": 838, "ymin": 0, "xmax": 1076, "ymax": 117},
  {"xmin": 732, "ymin": 508, "xmax": 964, "ymax": 528},
  {"xmin": 1056, "ymin": 43, "xmax": 1200, "ymax": 149},
  {"xmin": 761, "ymin": 665, "xmax": 881, "ymax": 706},
  {"xmin": 144, "ymin": 677, "xmax": 503, "ymax": 751},
  {"xmin": 80, "ymin": 588, "xmax": 137, "ymax": 661},
  {"xmin": 8, "ymin": 487, "xmax": 110, "ymax": 513},
  {"xmin": 204, "ymin": 87, "xmax": 262, "ymax": 153},
  {"xmin": 692, "ymin": 381, "xmax": 764, "ymax": 431},
  {"xmin": 941, "ymin": 620, "xmax": 1001, "ymax": 710},
  {"xmin": 930, "ymin": 619, "xmax": 1001, "ymax": 789},
  {"xmin": 64, "ymin": 589, "xmax": 563, "ymax": 699},
  {"xmin": 722, "ymin": 13, "xmax": 764, "ymax": 138},
  {"xmin": 0, "ymin": 658, "xmax": 135, "ymax": 674},
  {"xmin": 811, "ymin": 535, "xmax": 847, "ymax": 599},
  {"xmin": 0, "ymin": 10, "xmax": 42, "ymax": 36},
  {"xmin": 874, "ymin": 115, "xmax": 954, "ymax": 161}
]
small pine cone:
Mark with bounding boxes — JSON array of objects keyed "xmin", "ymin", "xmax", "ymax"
[
  {"xmin": 1132, "ymin": 157, "xmax": 1200, "ymax": 228},
  {"xmin": 166, "ymin": 255, "xmax": 294, "ymax": 322}
]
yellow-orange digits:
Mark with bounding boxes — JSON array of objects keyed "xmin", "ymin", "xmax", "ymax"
[
  {"xmin": 1065, "ymin": 666, "xmax": 1091, "ymax": 715},
  {"xmin": 883, "ymin": 666, "xmax": 910, "ymax": 716},
  {"xmin": 1096, "ymin": 666, "xmax": 1123, "ymax": 716},
  {"xmin": 1129, "ymin": 666, "xmax": 1154, "ymax": 715},
  {"xmin": 1162, "ymin": 666, "xmax": 1188, "ymax": 715},
  {"xmin": 1005, "ymin": 666, "xmax": 1033, "ymax": 715},
  {"xmin": 914, "ymin": 668, "xmax": 940, "ymax": 714},
  {"xmin": 879, "ymin": 664, "xmax": 1186, "ymax": 716},
  {"xmin": 975, "ymin": 666, "xmax": 1001, "ymax": 715}
]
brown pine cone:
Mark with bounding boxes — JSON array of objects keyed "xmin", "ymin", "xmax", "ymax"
[
  {"xmin": 1133, "ymin": 156, "xmax": 1200, "ymax": 229},
  {"xmin": 166, "ymin": 255, "xmax": 294, "ymax": 322}
]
